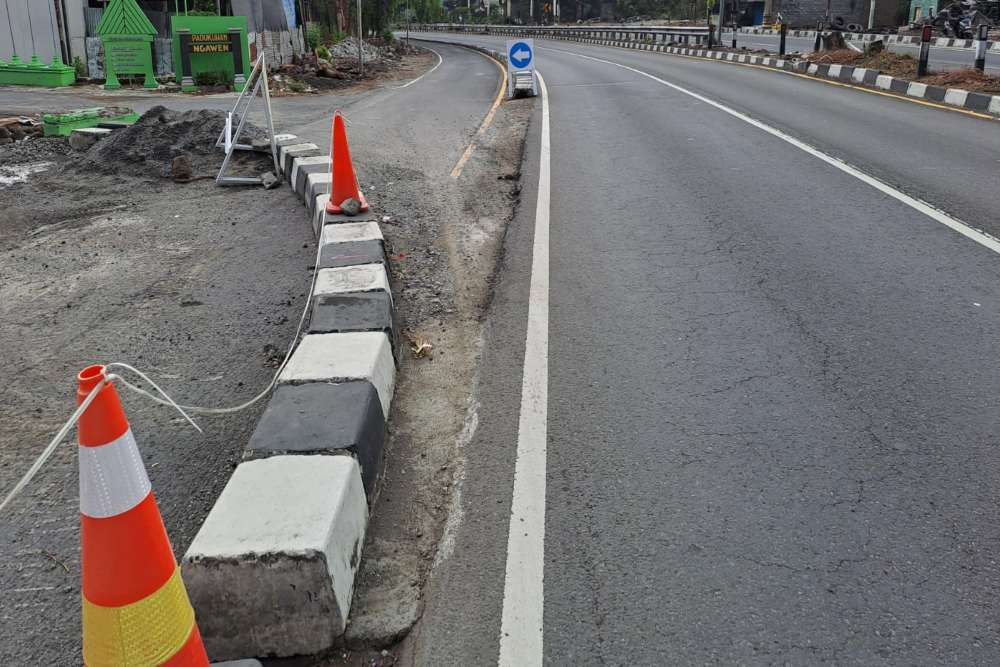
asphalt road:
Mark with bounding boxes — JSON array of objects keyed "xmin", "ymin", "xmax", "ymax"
[
  {"xmin": 720, "ymin": 29, "xmax": 1000, "ymax": 72},
  {"xmin": 407, "ymin": 34, "xmax": 1000, "ymax": 665}
]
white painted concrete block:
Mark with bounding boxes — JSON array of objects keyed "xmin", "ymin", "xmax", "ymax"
[
  {"xmin": 775, "ymin": 59, "xmax": 785, "ymax": 67},
  {"xmin": 291, "ymin": 155, "xmax": 331, "ymax": 188},
  {"xmin": 314, "ymin": 264, "xmax": 390, "ymax": 297},
  {"xmin": 183, "ymin": 456, "xmax": 367, "ymax": 660},
  {"xmin": 989, "ymin": 96, "xmax": 1000, "ymax": 115},
  {"xmin": 944, "ymin": 88, "xmax": 969, "ymax": 107},
  {"xmin": 273, "ymin": 133, "xmax": 298, "ymax": 145},
  {"xmin": 852, "ymin": 68, "xmax": 867, "ymax": 82},
  {"xmin": 307, "ymin": 171, "xmax": 333, "ymax": 199},
  {"xmin": 875, "ymin": 74, "xmax": 893, "ymax": 90},
  {"xmin": 74, "ymin": 127, "xmax": 112, "ymax": 136},
  {"xmin": 321, "ymin": 220, "xmax": 383, "ymax": 245},
  {"xmin": 278, "ymin": 332, "xmax": 395, "ymax": 417},
  {"xmin": 312, "ymin": 194, "xmax": 328, "ymax": 238},
  {"xmin": 906, "ymin": 82, "xmax": 927, "ymax": 98},
  {"xmin": 828, "ymin": 64, "xmax": 842, "ymax": 77},
  {"xmin": 279, "ymin": 142, "xmax": 318, "ymax": 161}
]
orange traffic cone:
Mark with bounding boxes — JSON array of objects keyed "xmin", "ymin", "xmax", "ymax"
[
  {"xmin": 77, "ymin": 365, "xmax": 209, "ymax": 667},
  {"xmin": 325, "ymin": 111, "xmax": 369, "ymax": 215}
]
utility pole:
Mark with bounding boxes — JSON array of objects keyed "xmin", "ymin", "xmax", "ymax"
[
  {"xmin": 867, "ymin": 0, "xmax": 875, "ymax": 30},
  {"xmin": 357, "ymin": 0, "xmax": 363, "ymax": 76}
]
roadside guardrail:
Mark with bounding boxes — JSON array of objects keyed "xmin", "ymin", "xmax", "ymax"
[{"xmin": 415, "ymin": 23, "xmax": 712, "ymax": 46}]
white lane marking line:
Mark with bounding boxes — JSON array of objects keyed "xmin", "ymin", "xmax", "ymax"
[
  {"xmin": 397, "ymin": 47, "xmax": 443, "ymax": 88},
  {"xmin": 554, "ymin": 49, "xmax": 1000, "ymax": 256},
  {"xmin": 498, "ymin": 69, "xmax": 550, "ymax": 667}
]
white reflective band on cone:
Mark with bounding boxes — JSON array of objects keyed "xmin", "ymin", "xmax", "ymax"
[{"xmin": 79, "ymin": 429, "xmax": 152, "ymax": 518}]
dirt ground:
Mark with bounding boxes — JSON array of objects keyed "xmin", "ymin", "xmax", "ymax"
[
  {"xmin": 0, "ymin": 111, "xmax": 315, "ymax": 664},
  {"xmin": 809, "ymin": 48, "xmax": 1000, "ymax": 93}
]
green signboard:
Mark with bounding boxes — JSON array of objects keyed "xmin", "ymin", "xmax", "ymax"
[
  {"xmin": 95, "ymin": 0, "xmax": 158, "ymax": 89},
  {"xmin": 171, "ymin": 16, "xmax": 250, "ymax": 93}
]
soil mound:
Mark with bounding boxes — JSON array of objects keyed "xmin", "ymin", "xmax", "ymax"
[{"xmin": 74, "ymin": 106, "xmax": 268, "ymax": 178}]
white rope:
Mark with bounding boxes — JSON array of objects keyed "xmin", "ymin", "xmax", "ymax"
[{"xmin": 0, "ymin": 195, "xmax": 327, "ymax": 512}]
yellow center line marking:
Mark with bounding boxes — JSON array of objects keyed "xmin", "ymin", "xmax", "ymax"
[{"xmin": 450, "ymin": 50, "xmax": 508, "ymax": 179}]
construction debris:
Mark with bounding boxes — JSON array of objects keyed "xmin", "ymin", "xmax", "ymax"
[
  {"xmin": 0, "ymin": 117, "xmax": 43, "ymax": 144},
  {"xmin": 922, "ymin": 0, "xmax": 997, "ymax": 39}
]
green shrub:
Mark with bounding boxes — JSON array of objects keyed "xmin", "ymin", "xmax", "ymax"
[
  {"xmin": 306, "ymin": 22, "xmax": 322, "ymax": 50},
  {"xmin": 316, "ymin": 45, "xmax": 331, "ymax": 60},
  {"xmin": 73, "ymin": 56, "xmax": 86, "ymax": 80}
]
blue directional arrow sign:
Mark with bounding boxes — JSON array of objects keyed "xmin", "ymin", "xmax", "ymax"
[{"xmin": 507, "ymin": 40, "xmax": 534, "ymax": 70}]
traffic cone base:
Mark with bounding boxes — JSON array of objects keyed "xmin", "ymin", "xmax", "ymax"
[
  {"xmin": 325, "ymin": 111, "xmax": 369, "ymax": 215},
  {"xmin": 326, "ymin": 191, "xmax": 369, "ymax": 215},
  {"xmin": 77, "ymin": 365, "xmax": 209, "ymax": 667}
]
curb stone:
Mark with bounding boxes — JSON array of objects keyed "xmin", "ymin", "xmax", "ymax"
[{"xmin": 183, "ymin": 132, "xmax": 399, "ymax": 660}]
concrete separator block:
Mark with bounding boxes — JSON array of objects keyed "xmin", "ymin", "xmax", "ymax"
[
  {"xmin": 281, "ymin": 144, "xmax": 321, "ymax": 175},
  {"xmin": 69, "ymin": 127, "xmax": 112, "ymax": 150},
  {"xmin": 312, "ymin": 194, "xmax": 328, "ymax": 237},
  {"xmin": 319, "ymin": 239, "xmax": 385, "ymax": 269},
  {"xmin": 273, "ymin": 133, "xmax": 298, "ymax": 146},
  {"xmin": 907, "ymin": 82, "xmax": 927, "ymax": 98},
  {"xmin": 828, "ymin": 64, "xmax": 842, "ymax": 77},
  {"xmin": 278, "ymin": 332, "xmax": 395, "ymax": 418},
  {"xmin": 307, "ymin": 172, "xmax": 333, "ymax": 200},
  {"xmin": 291, "ymin": 154, "xmax": 331, "ymax": 186},
  {"xmin": 314, "ymin": 264, "xmax": 391, "ymax": 298},
  {"xmin": 944, "ymin": 88, "xmax": 969, "ymax": 107},
  {"xmin": 295, "ymin": 159, "xmax": 332, "ymax": 197},
  {"xmin": 322, "ymin": 220, "xmax": 383, "ymax": 244},
  {"xmin": 244, "ymin": 382, "xmax": 385, "ymax": 496},
  {"xmin": 183, "ymin": 456, "xmax": 367, "ymax": 660},
  {"xmin": 875, "ymin": 74, "xmax": 893, "ymax": 90},
  {"xmin": 309, "ymin": 292, "xmax": 397, "ymax": 356},
  {"xmin": 989, "ymin": 96, "xmax": 1000, "ymax": 115}
]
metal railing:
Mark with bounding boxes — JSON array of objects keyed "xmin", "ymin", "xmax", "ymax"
[{"xmin": 414, "ymin": 23, "xmax": 712, "ymax": 46}]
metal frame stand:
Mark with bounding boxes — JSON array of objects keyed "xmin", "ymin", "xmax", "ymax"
[{"xmin": 216, "ymin": 53, "xmax": 280, "ymax": 186}]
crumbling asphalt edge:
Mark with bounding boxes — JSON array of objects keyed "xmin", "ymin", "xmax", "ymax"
[{"xmin": 178, "ymin": 134, "xmax": 399, "ymax": 661}]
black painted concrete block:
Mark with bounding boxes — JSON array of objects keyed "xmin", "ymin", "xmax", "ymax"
[
  {"xmin": 295, "ymin": 160, "xmax": 331, "ymax": 198},
  {"xmin": 924, "ymin": 85, "xmax": 947, "ymax": 102},
  {"xmin": 890, "ymin": 78, "xmax": 909, "ymax": 94},
  {"xmin": 862, "ymin": 70, "xmax": 879, "ymax": 85},
  {"xmin": 319, "ymin": 239, "xmax": 385, "ymax": 269},
  {"xmin": 839, "ymin": 66, "xmax": 855, "ymax": 80},
  {"xmin": 244, "ymin": 382, "xmax": 385, "ymax": 496},
  {"xmin": 964, "ymin": 92, "xmax": 993, "ymax": 112}
]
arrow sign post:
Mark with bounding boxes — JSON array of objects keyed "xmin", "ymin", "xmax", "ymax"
[{"xmin": 506, "ymin": 39, "xmax": 537, "ymax": 98}]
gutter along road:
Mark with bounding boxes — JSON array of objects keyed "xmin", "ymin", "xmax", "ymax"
[{"xmin": 408, "ymin": 33, "xmax": 1000, "ymax": 665}]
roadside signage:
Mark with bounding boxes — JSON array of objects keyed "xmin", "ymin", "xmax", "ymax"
[
  {"xmin": 507, "ymin": 40, "xmax": 534, "ymax": 70},
  {"xmin": 505, "ymin": 39, "xmax": 537, "ymax": 98}
]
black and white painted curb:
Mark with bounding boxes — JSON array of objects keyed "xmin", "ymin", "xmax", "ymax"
[
  {"xmin": 735, "ymin": 26, "xmax": 1000, "ymax": 52},
  {"xmin": 181, "ymin": 133, "xmax": 396, "ymax": 660},
  {"xmin": 419, "ymin": 28, "xmax": 1000, "ymax": 117}
]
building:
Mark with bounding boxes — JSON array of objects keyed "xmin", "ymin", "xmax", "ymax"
[
  {"xmin": 0, "ymin": 0, "xmax": 303, "ymax": 77},
  {"xmin": 757, "ymin": 0, "xmax": 899, "ymax": 28}
]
